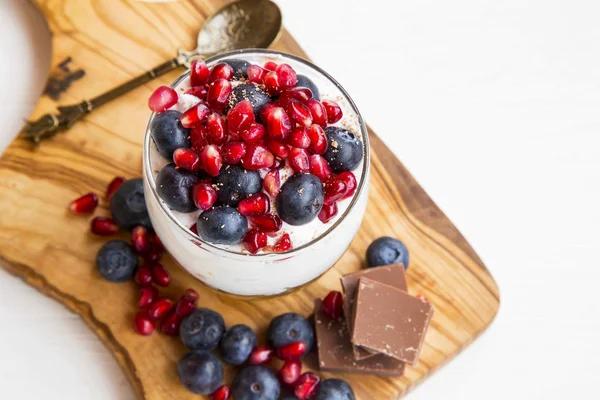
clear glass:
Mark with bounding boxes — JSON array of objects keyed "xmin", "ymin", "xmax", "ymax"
[{"xmin": 143, "ymin": 49, "xmax": 370, "ymax": 296}]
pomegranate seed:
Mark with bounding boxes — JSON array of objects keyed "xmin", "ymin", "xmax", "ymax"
[
  {"xmin": 131, "ymin": 226, "xmax": 151, "ymax": 254},
  {"xmin": 185, "ymin": 85, "xmax": 208, "ymax": 100},
  {"xmin": 206, "ymin": 112, "xmax": 227, "ymax": 145},
  {"xmin": 192, "ymin": 182, "xmax": 217, "ymax": 210},
  {"xmin": 190, "ymin": 125, "xmax": 208, "ymax": 152},
  {"xmin": 176, "ymin": 298, "xmax": 196, "ymax": 317},
  {"xmin": 249, "ymin": 214, "xmax": 282, "ymax": 232},
  {"xmin": 309, "ymin": 155, "xmax": 332, "ymax": 182},
  {"xmin": 324, "ymin": 176, "xmax": 348, "ymax": 205},
  {"xmin": 191, "ymin": 59, "xmax": 210, "ymax": 86},
  {"xmin": 277, "ymin": 341, "xmax": 307, "ymax": 361},
  {"xmin": 294, "ymin": 372, "xmax": 320, "ymax": 400},
  {"xmin": 240, "ymin": 123, "xmax": 266, "ymax": 144},
  {"xmin": 279, "ymin": 87, "xmax": 313, "ymax": 106},
  {"xmin": 201, "ymin": 144, "xmax": 223, "ymax": 177},
  {"xmin": 68, "ymin": 193, "xmax": 98, "ymax": 214},
  {"xmin": 272, "ymin": 158, "xmax": 285, "ymax": 169},
  {"xmin": 318, "ymin": 202, "xmax": 338, "ymax": 223},
  {"xmin": 249, "ymin": 346, "xmax": 274, "ymax": 365},
  {"xmin": 138, "ymin": 286, "xmax": 159, "ymax": 309},
  {"xmin": 243, "ymin": 228, "xmax": 268, "ymax": 254},
  {"xmin": 247, "ymin": 64, "xmax": 267, "ymax": 83},
  {"xmin": 148, "ymin": 298, "xmax": 175, "ymax": 320},
  {"xmin": 160, "ymin": 310, "xmax": 183, "ymax": 336},
  {"xmin": 173, "ymin": 148, "xmax": 201, "ymax": 172},
  {"xmin": 287, "ymin": 100, "xmax": 313, "ymax": 128},
  {"xmin": 241, "ymin": 144, "xmax": 274, "ymax": 170},
  {"xmin": 337, "ymin": 171, "xmax": 357, "ymax": 200},
  {"xmin": 322, "ymin": 291, "xmax": 344, "ymax": 320},
  {"xmin": 180, "ymin": 102, "xmax": 210, "ymax": 128},
  {"xmin": 263, "ymin": 71, "xmax": 281, "ymax": 95},
  {"xmin": 307, "ymin": 100, "xmax": 327, "ymax": 128},
  {"xmin": 134, "ymin": 266, "xmax": 153, "ymax": 286},
  {"xmin": 266, "ymin": 139, "xmax": 289, "ymax": 158},
  {"xmin": 307, "ymin": 125, "xmax": 328, "ymax": 155},
  {"xmin": 90, "ymin": 217, "xmax": 119, "ymax": 236},
  {"xmin": 211, "ymin": 385, "xmax": 231, "ymax": 400},
  {"xmin": 152, "ymin": 263, "xmax": 171, "ymax": 287},
  {"xmin": 274, "ymin": 233, "xmax": 293, "ymax": 252},
  {"xmin": 262, "ymin": 169, "xmax": 281, "ymax": 197},
  {"xmin": 287, "ymin": 127, "xmax": 311, "ymax": 149},
  {"xmin": 148, "ymin": 85, "xmax": 178, "ymax": 113},
  {"xmin": 144, "ymin": 246, "xmax": 163, "ymax": 263},
  {"xmin": 208, "ymin": 62, "xmax": 234, "ymax": 83},
  {"xmin": 227, "ymin": 99, "xmax": 255, "ymax": 135},
  {"xmin": 279, "ymin": 360, "xmax": 302, "ymax": 386},
  {"xmin": 106, "ymin": 177, "xmax": 125, "ymax": 200},
  {"xmin": 322, "ymin": 100, "xmax": 343, "ymax": 124},
  {"xmin": 264, "ymin": 61, "xmax": 278, "ymax": 71},
  {"xmin": 190, "ymin": 224, "xmax": 199, "ymax": 235},
  {"xmin": 259, "ymin": 102, "xmax": 278, "ymax": 123},
  {"xmin": 276, "ymin": 64, "xmax": 298, "ymax": 89},
  {"xmin": 288, "ymin": 147, "xmax": 310, "ymax": 173},
  {"xmin": 150, "ymin": 233, "xmax": 164, "ymax": 252},
  {"xmin": 133, "ymin": 311, "xmax": 156, "ymax": 336},
  {"xmin": 207, "ymin": 78, "xmax": 232, "ymax": 112},
  {"xmin": 222, "ymin": 141, "xmax": 247, "ymax": 164},
  {"xmin": 238, "ymin": 193, "xmax": 270, "ymax": 216},
  {"xmin": 183, "ymin": 288, "xmax": 199, "ymax": 302}
]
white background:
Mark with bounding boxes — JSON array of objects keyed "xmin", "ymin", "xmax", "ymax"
[{"xmin": 1, "ymin": 0, "xmax": 599, "ymax": 398}]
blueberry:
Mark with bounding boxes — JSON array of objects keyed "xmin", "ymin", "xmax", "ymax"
[
  {"xmin": 229, "ymin": 83, "xmax": 272, "ymax": 118},
  {"xmin": 220, "ymin": 324, "xmax": 257, "ymax": 365},
  {"xmin": 150, "ymin": 109, "xmax": 191, "ymax": 159},
  {"xmin": 366, "ymin": 237, "xmax": 409, "ymax": 269},
  {"xmin": 295, "ymin": 74, "xmax": 320, "ymax": 100},
  {"xmin": 110, "ymin": 178, "xmax": 151, "ymax": 230},
  {"xmin": 180, "ymin": 308, "xmax": 226, "ymax": 351},
  {"xmin": 231, "ymin": 365, "xmax": 280, "ymax": 400},
  {"xmin": 276, "ymin": 173, "xmax": 324, "ymax": 226},
  {"xmin": 267, "ymin": 313, "xmax": 314, "ymax": 357},
  {"xmin": 314, "ymin": 379, "xmax": 355, "ymax": 400},
  {"xmin": 196, "ymin": 207, "xmax": 248, "ymax": 245},
  {"xmin": 95, "ymin": 240, "xmax": 138, "ymax": 282},
  {"xmin": 214, "ymin": 165, "xmax": 262, "ymax": 206},
  {"xmin": 156, "ymin": 163, "xmax": 200, "ymax": 213},
  {"xmin": 224, "ymin": 58, "xmax": 250, "ymax": 80},
  {"xmin": 177, "ymin": 351, "xmax": 223, "ymax": 395},
  {"xmin": 323, "ymin": 127, "xmax": 364, "ymax": 173}
]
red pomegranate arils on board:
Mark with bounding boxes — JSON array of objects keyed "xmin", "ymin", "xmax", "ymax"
[
  {"xmin": 106, "ymin": 177, "xmax": 125, "ymax": 200},
  {"xmin": 138, "ymin": 286, "xmax": 159, "ymax": 309},
  {"xmin": 133, "ymin": 311, "xmax": 156, "ymax": 336},
  {"xmin": 160, "ymin": 310, "xmax": 183, "ymax": 336},
  {"xmin": 68, "ymin": 193, "xmax": 98, "ymax": 214},
  {"xmin": 90, "ymin": 217, "xmax": 119, "ymax": 236},
  {"xmin": 277, "ymin": 341, "xmax": 307, "ymax": 361},
  {"xmin": 322, "ymin": 291, "xmax": 344, "ymax": 320},
  {"xmin": 294, "ymin": 372, "xmax": 320, "ymax": 400},
  {"xmin": 249, "ymin": 346, "xmax": 274, "ymax": 365},
  {"xmin": 147, "ymin": 298, "xmax": 175, "ymax": 320},
  {"xmin": 152, "ymin": 263, "xmax": 171, "ymax": 287}
]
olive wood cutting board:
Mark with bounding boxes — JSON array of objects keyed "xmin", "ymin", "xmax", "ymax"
[{"xmin": 0, "ymin": 0, "xmax": 500, "ymax": 398}]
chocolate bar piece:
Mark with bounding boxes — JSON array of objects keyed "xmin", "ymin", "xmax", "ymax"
[
  {"xmin": 351, "ymin": 278, "xmax": 433, "ymax": 366},
  {"xmin": 340, "ymin": 264, "xmax": 407, "ymax": 360},
  {"xmin": 314, "ymin": 300, "xmax": 405, "ymax": 376}
]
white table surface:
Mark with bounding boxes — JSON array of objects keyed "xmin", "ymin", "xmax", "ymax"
[{"xmin": 1, "ymin": 0, "xmax": 599, "ymax": 398}]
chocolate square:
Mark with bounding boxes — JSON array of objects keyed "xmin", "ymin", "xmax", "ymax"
[{"xmin": 351, "ymin": 278, "xmax": 433, "ymax": 366}]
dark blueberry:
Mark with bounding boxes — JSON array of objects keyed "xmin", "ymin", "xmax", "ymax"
[
  {"xmin": 224, "ymin": 58, "xmax": 250, "ymax": 80},
  {"xmin": 177, "ymin": 351, "xmax": 223, "ymax": 395},
  {"xmin": 180, "ymin": 308, "xmax": 226, "ymax": 351},
  {"xmin": 295, "ymin": 74, "xmax": 320, "ymax": 100},
  {"xmin": 267, "ymin": 313, "xmax": 313, "ymax": 356},
  {"xmin": 156, "ymin": 163, "xmax": 200, "ymax": 213},
  {"xmin": 323, "ymin": 127, "xmax": 364, "ymax": 173},
  {"xmin": 110, "ymin": 178, "xmax": 151, "ymax": 230},
  {"xmin": 214, "ymin": 164, "xmax": 262, "ymax": 206},
  {"xmin": 314, "ymin": 379, "xmax": 355, "ymax": 400},
  {"xmin": 231, "ymin": 365, "xmax": 280, "ymax": 400},
  {"xmin": 276, "ymin": 173, "xmax": 324, "ymax": 226},
  {"xmin": 229, "ymin": 83, "xmax": 272, "ymax": 118},
  {"xmin": 197, "ymin": 207, "xmax": 248, "ymax": 245},
  {"xmin": 95, "ymin": 240, "xmax": 137, "ymax": 283},
  {"xmin": 150, "ymin": 109, "xmax": 191, "ymax": 159},
  {"xmin": 220, "ymin": 324, "xmax": 257, "ymax": 365},
  {"xmin": 366, "ymin": 236, "xmax": 409, "ymax": 269}
]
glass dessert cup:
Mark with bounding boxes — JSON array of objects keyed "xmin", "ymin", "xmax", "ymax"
[{"xmin": 143, "ymin": 49, "xmax": 370, "ymax": 296}]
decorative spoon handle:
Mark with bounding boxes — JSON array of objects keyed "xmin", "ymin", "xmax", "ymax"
[{"xmin": 21, "ymin": 49, "xmax": 200, "ymax": 144}]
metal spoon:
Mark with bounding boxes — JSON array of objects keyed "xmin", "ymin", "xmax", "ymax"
[{"xmin": 22, "ymin": 0, "xmax": 282, "ymax": 144}]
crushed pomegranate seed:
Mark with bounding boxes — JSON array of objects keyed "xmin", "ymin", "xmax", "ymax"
[
  {"xmin": 238, "ymin": 193, "xmax": 270, "ymax": 216},
  {"xmin": 266, "ymin": 139, "xmax": 289, "ymax": 158},
  {"xmin": 138, "ymin": 286, "xmax": 159, "ymax": 309},
  {"xmin": 208, "ymin": 62, "xmax": 234, "ymax": 83},
  {"xmin": 192, "ymin": 182, "xmax": 217, "ymax": 211},
  {"xmin": 90, "ymin": 217, "xmax": 119, "ymax": 236},
  {"xmin": 151, "ymin": 263, "xmax": 171, "ymax": 287},
  {"xmin": 288, "ymin": 127, "xmax": 311, "ymax": 149},
  {"xmin": 190, "ymin": 125, "xmax": 208, "ymax": 152},
  {"xmin": 106, "ymin": 177, "xmax": 126, "ymax": 200},
  {"xmin": 288, "ymin": 147, "xmax": 310, "ymax": 173},
  {"xmin": 147, "ymin": 298, "xmax": 175, "ymax": 320},
  {"xmin": 131, "ymin": 226, "xmax": 151, "ymax": 254},
  {"xmin": 190, "ymin": 59, "xmax": 210, "ymax": 86},
  {"xmin": 180, "ymin": 102, "xmax": 210, "ymax": 128},
  {"xmin": 173, "ymin": 148, "xmax": 201, "ymax": 172},
  {"xmin": 337, "ymin": 171, "xmax": 357, "ymax": 200},
  {"xmin": 322, "ymin": 100, "xmax": 343, "ymax": 123},
  {"xmin": 318, "ymin": 202, "xmax": 338, "ymax": 223},
  {"xmin": 306, "ymin": 125, "xmax": 328, "ymax": 155},
  {"xmin": 287, "ymin": 99, "xmax": 313, "ymax": 128},
  {"xmin": 185, "ymin": 85, "xmax": 208, "ymax": 100},
  {"xmin": 241, "ymin": 144, "xmax": 274, "ymax": 170},
  {"xmin": 160, "ymin": 310, "xmax": 183, "ymax": 336},
  {"xmin": 243, "ymin": 228, "xmax": 268, "ymax": 254},
  {"xmin": 148, "ymin": 86, "xmax": 178, "ymax": 113},
  {"xmin": 201, "ymin": 144, "xmax": 223, "ymax": 177},
  {"xmin": 264, "ymin": 61, "xmax": 278, "ymax": 71},
  {"xmin": 247, "ymin": 64, "xmax": 267, "ymax": 83},
  {"xmin": 227, "ymin": 99, "xmax": 255, "ymax": 135},
  {"xmin": 279, "ymin": 87, "xmax": 313, "ymax": 106},
  {"xmin": 322, "ymin": 290, "xmax": 344, "ymax": 320},
  {"xmin": 222, "ymin": 141, "xmax": 247, "ymax": 164},
  {"xmin": 206, "ymin": 112, "xmax": 227, "ymax": 145},
  {"xmin": 307, "ymin": 99, "xmax": 327, "ymax": 128},
  {"xmin": 274, "ymin": 233, "xmax": 293, "ymax": 252},
  {"xmin": 240, "ymin": 123, "xmax": 266, "ymax": 144},
  {"xmin": 323, "ymin": 176, "xmax": 348, "ymax": 205},
  {"xmin": 249, "ymin": 346, "xmax": 274, "ymax": 365},
  {"xmin": 68, "ymin": 192, "xmax": 98, "ymax": 214},
  {"xmin": 249, "ymin": 214, "xmax": 282, "ymax": 232},
  {"xmin": 276, "ymin": 64, "xmax": 298, "ymax": 88},
  {"xmin": 211, "ymin": 385, "xmax": 232, "ymax": 400},
  {"xmin": 207, "ymin": 78, "xmax": 232, "ymax": 112},
  {"xmin": 134, "ymin": 266, "xmax": 153, "ymax": 286},
  {"xmin": 262, "ymin": 169, "xmax": 281, "ymax": 197},
  {"xmin": 263, "ymin": 71, "xmax": 282, "ymax": 95},
  {"xmin": 133, "ymin": 311, "xmax": 156, "ymax": 336},
  {"xmin": 309, "ymin": 155, "xmax": 332, "ymax": 182},
  {"xmin": 279, "ymin": 360, "xmax": 302, "ymax": 386},
  {"xmin": 294, "ymin": 372, "xmax": 320, "ymax": 400}
]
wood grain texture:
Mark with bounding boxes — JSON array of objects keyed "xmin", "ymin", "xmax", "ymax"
[{"xmin": 0, "ymin": 1, "xmax": 499, "ymax": 399}]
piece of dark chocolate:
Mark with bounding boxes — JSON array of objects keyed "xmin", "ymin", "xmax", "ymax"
[
  {"xmin": 340, "ymin": 264, "xmax": 408, "ymax": 360},
  {"xmin": 351, "ymin": 278, "xmax": 433, "ymax": 366},
  {"xmin": 314, "ymin": 300, "xmax": 405, "ymax": 377}
]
